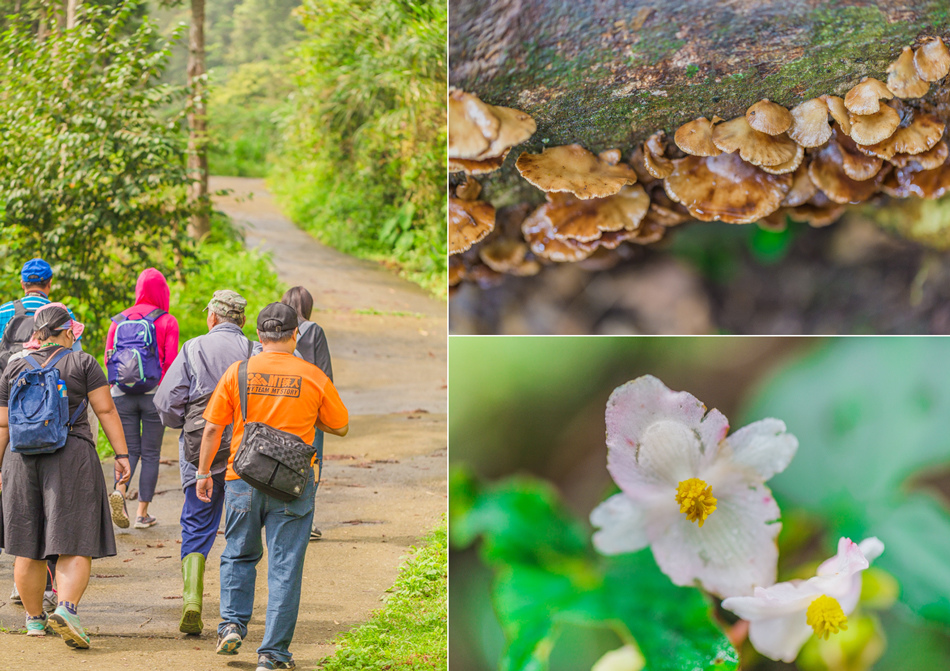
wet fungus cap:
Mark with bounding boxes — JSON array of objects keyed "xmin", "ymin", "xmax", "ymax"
[
  {"xmin": 674, "ymin": 116, "xmax": 723, "ymax": 157},
  {"xmin": 530, "ymin": 186, "xmax": 650, "ymax": 243},
  {"xmin": 822, "ymin": 95, "xmax": 853, "ymax": 135},
  {"xmin": 449, "ymin": 196, "xmax": 496, "ymax": 255},
  {"xmin": 478, "ymin": 238, "xmax": 541, "ymax": 276},
  {"xmin": 758, "ymin": 143, "xmax": 805, "ymax": 176},
  {"xmin": 848, "ymin": 104, "xmax": 901, "ymax": 146},
  {"xmin": 780, "ymin": 162, "xmax": 818, "ymax": 207},
  {"xmin": 663, "ymin": 152, "xmax": 793, "ymax": 224},
  {"xmin": 856, "ymin": 113, "xmax": 946, "ymax": 160},
  {"xmin": 808, "ymin": 141, "xmax": 885, "ymax": 204},
  {"xmin": 746, "ymin": 99, "xmax": 792, "ymax": 135},
  {"xmin": 844, "ymin": 77, "xmax": 894, "ymax": 115},
  {"xmin": 455, "ymin": 174, "xmax": 482, "ymax": 201},
  {"xmin": 788, "ymin": 99, "xmax": 833, "ymax": 148},
  {"xmin": 711, "ymin": 116, "xmax": 800, "ymax": 167},
  {"xmin": 834, "ymin": 128, "xmax": 884, "ymax": 181},
  {"xmin": 448, "ymin": 89, "xmax": 535, "ymax": 165},
  {"xmin": 643, "ymin": 132, "xmax": 675, "ymax": 179},
  {"xmin": 914, "ymin": 37, "xmax": 950, "ymax": 82},
  {"xmin": 883, "ymin": 156, "xmax": 950, "ymax": 199},
  {"xmin": 515, "ymin": 144, "xmax": 639, "ymax": 199},
  {"xmin": 890, "ymin": 140, "xmax": 949, "ymax": 170},
  {"xmin": 448, "ymin": 150, "xmax": 509, "ymax": 175},
  {"xmin": 887, "ymin": 47, "xmax": 930, "ymax": 99}
]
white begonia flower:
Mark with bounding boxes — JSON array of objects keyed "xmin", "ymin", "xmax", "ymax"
[
  {"xmin": 721, "ymin": 537, "xmax": 884, "ymax": 663},
  {"xmin": 590, "ymin": 375, "xmax": 798, "ymax": 598}
]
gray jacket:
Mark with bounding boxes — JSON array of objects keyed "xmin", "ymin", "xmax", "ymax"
[{"xmin": 154, "ymin": 322, "xmax": 261, "ymax": 488}]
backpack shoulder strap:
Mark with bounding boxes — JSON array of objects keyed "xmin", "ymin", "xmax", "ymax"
[
  {"xmin": 238, "ymin": 360, "xmax": 249, "ymax": 424},
  {"xmin": 111, "ymin": 312, "xmax": 128, "ymax": 325},
  {"xmin": 23, "ymin": 354, "xmax": 42, "ymax": 370},
  {"xmin": 144, "ymin": 308, "xmax": 166, "ymax": 322},
  {"xmin": 41, "ymin": 346, "xmax": 73, "ymax": 372},
  {"xmin": 67, "ymin": 398, "xmax": 88, "ymax": 428},
  {"xmin": 246, "ymin": 339, "xmax": 254, "ymax": 359}
]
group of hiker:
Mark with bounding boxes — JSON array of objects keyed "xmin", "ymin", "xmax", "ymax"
[{"xmin": 0, "ymin": 259, "xmax": 348, "ymax": 671}]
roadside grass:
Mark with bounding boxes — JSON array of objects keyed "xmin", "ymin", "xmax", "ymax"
[{"xmin": 318, "ymin": 520, "xmax": 447, "ymax": 670}]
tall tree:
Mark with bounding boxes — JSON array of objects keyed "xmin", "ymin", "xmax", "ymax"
[{"xmin": 186, "ymin": 0, "xmax": 209, "ymax": 239}]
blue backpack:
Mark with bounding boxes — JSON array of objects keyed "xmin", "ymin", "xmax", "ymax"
[
  {"xmin": 107, "ymin": 308, "xmax": 165, "ymax": 394},
  {"xmin": 8, "ymin": 347, "xmax": 88, "ymax": 455}
]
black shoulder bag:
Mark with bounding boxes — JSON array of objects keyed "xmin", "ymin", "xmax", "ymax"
[{"xmin": 232, "ymin": 359, "xmax": 316, "ymax": 502}]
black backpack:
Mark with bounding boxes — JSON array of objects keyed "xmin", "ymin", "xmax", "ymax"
[
  {"xmin": 0, "ymin": 300, "xmax": 38, "ymax": 372},
  {"xmin": 296, "ymin": 320, "xmax": 333, "ymax": 381}
]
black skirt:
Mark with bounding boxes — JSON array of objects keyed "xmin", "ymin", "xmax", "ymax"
[{"xmin": 0, "ymin": 435, "xmax": 116, "ymax": 560}]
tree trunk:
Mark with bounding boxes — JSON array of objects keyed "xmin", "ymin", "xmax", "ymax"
[
  {"xmin": 187, "ymin": 0, "xmax": 210, "ymax": 240},
  {"xmin": 66, "ymin": 0, "xmax": 78, "ymax": 29},
  {"xmin": 451, "ymin": 0, "xmax": 950, "ymax": 201}
]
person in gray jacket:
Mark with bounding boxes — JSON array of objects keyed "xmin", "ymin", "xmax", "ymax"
[{"xmin": 153, "ymin": 290, "xmax": 258, "ymax": 636}]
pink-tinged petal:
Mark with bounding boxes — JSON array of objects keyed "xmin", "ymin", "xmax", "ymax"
[
  {"xmin": 697, "ymin": 408, "xmax": 730, "ymax": 468},
  {"xmin": 606, "ymin": 376, "xmax": 709, "ymax": 490},
  {"xmin": 651, "ymin": 482, "xmax": 782, "ymax": 597},
  {"xmin": 859, "ymin": 537, "xmax": 885, "ymax": 562},
  {"xmin": 817, "ymin": 537, "xmax": 871, "ymax": 578},
  {"xmin": 722, "ymin": 418, "xmax": 798, "ymax": 481},
  {"xmin": 722, "ymin": 581, "xmax": 822, "ymax": 620},
  {"xmin": 746, "ymin": 611, "xmax": 813, "ymax": 663},
  {"xmin": 813, "ymin": 537, "xmax": 884, "ymax": 612},
  {"xmin": 590, "ymin": 494, "xmax": 651, "ymax": 555}
]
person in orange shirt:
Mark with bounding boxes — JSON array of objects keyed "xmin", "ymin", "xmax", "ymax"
[{"xmin": 195, "ymin": 303, "xmax": 348, "ymax": 671}]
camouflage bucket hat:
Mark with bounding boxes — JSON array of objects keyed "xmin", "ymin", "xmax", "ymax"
[{"xmin": 204, "ymin": 289, "xmax": 247, "ymax": 319}]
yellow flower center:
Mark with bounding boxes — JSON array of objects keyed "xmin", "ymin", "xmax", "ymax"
[
  {"xmin": 675, "ymin": 478, "xmax": 717, "ymax": 527},
  {"xmin": 806, "ymin": 594, "xmax": 849, "ymax": 639}
]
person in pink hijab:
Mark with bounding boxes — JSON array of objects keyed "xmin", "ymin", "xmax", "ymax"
[{"xmin": 104, "ymin": 268, "xmax": 179, "ymax": 529}]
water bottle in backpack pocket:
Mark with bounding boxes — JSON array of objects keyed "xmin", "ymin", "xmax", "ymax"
[
  {"xmin": 107, "ymin": 308, "xmax": 165, "ymax": 394},
  {"xmin": 8, "ymin": 347, "xmax": 88, "ymax": 454}
]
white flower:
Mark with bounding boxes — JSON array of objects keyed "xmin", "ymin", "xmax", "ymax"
[
  {"xmin": 721, "ymin": 537, "xmax": 884, "ymax": 663},
  {"xmin": 590, "ymin": 375, "xmax": 798, "ymax": 597}
]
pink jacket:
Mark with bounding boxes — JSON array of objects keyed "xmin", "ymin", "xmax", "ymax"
[{"xmin": 105, "ymin": 268, "xmax": 179, "ymax": 380}]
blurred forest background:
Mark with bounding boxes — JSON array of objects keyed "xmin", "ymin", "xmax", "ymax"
[{"xmin": 449, "ymin": 337, "xmax": 950, "ymax": 671}]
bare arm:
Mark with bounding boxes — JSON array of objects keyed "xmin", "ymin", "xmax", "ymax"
[
  {"xmin": 195, "ymin": 421, "xmax": 226, "ymax": 503},
  {"xmin": 317, "ymin": 419, "xmax": 348, "ymax": 437},
  {"xmin": 88, "ymin": 386, "xmax": 131, "ymax": 485},
  {"xmin": 0, "ymin": 407, "xmax": 8, "ymax": 488}
]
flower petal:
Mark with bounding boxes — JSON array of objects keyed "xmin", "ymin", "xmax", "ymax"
[
  {"xmin": 590, "ymin": 494, "xmax": 651, "ymax": 555},
  {"xmin": 723, "ymin": 418, "xmax": 798, "ymax": 481},
  {"xmin": 606, "ymin": 376, "xmax": 710, "ymax": 491},
  {"xmin": 650, "ymin": 481, "xmax": 782, "ymax": 597},
  {"xmin": 722, "ymin": 581, "xmax": 822, "ymax": 620},
  {"xmin": 697, "ymin": 407, "xmax": 730, "ymax": 468},
  {"xmin": 746, "ymin": 611, "xmax": 813, "ymax": 663}
]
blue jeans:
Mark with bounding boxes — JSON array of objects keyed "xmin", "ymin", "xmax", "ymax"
[
  {"xmin": 113, "ymin": 392, "xmax": 165, "ymax": 502},
  {"xmin": 218, "ymin": 470, "xmax": 316, "ymax": 663}
]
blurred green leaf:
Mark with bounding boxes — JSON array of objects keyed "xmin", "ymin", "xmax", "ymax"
[
  {"xmin": 451, "ymin": 472, "xmax": 739, "ymax": 671},
  {"xmin": 745, "ymin": 338, "xmax": 950, "ymax": 625}
]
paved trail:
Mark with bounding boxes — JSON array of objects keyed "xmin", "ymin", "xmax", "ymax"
[{"xmin": 0, "ymin": 177, "xmax": 447, "ymax": 669}]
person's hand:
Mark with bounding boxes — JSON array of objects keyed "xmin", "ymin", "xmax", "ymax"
[
  {"xmin": 196, "ymin": 476, "xmax": 213, "ymax": 503},
  {"xmin": 114, "ymin": 457, "xmax": 132, "ymax": 486}
]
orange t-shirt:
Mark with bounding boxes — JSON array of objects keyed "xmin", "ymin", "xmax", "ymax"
[{"xmin": 203, "ymin": 351, "xmax": 348, "ymax": 481}]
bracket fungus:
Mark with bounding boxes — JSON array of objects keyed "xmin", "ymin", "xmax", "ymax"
[
  {"xmin": 712, "ymin": 116, "xmax": 800, "ymax": 170},
  {"xmin": 663, "ymin": 153, "xmax": 792, "ymax": 224},
  {"xmin": 844, "ymin": 77, "xmax": 894, "ymax": 115},
  {"xmin": 780, "ymin": 163, "xmax": 818, "ymax": 207},
  {"xmin": 788, "ymin": 99, "xmax": 833, "ymax": 148},
  {"xmin": 515, "ymin": 144, "xmax": 639, "ymax": 199},
  {"xmin": 808, "ymin": 142, "xmax": 886, "ymax": 204},
  {"xmin": 478, "ymin": 238, "xmax": 541, "ymax": 276},
  {"xmin": 448, "ymin": 89, "xmax": 535, "ymax": 175},
  {"xmin": 642, "ymin": 131, "xmax": 675, "ymax": 179},
  {"xmin": 857, "ymin": 113, "xmax": 945, "ymax": 160},
  {"xmin": 834, "ymin": 129, "xmax": 884, "ymax": 182},
  {"xmin": 887, "ymin": 47, "xmax": 930, "ymax": 99},
  {"xmin": 449, "ymin": 196, "xmax": 496, "ymax": 255},
  {"xmin": 674, "ymin": 116, "xmax": 723, "ymax": 157},
  {"xmin": 746, "ymin": 99, "xmax": 793, "ymax": 135},
  {"xmin": 914, "ymin": 37, "xmax": 950, "ymax": 82},
  {"xmin": 848, "ymin": 104, "xmax": 901, "ymax": 146}
]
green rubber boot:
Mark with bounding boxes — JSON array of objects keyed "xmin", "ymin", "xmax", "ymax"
[{"xmin": 180, "ymin": 552, "xmax": 205, "ymax": 635}]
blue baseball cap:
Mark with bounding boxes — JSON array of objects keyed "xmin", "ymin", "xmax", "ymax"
[{"xmin": 21, "ymin": 258, "xmax": 53, "ymax": 284}]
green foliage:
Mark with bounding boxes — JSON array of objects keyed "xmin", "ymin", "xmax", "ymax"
[
  {"xmin": 320, "ymin": 520, "xmax": 447, "ymax": 670},
  {"xmin": 451, "ymin": 470, "xmax": 739, "ymax": 671},
  {"xmin": 745, "ymin": 338, "xmax": 950, "ymax": 625},
  {"xmin": 271, "ymin": 0, "xmax": 447, "ymax": 294},
  {"xmin": 0, "ymin": 1, "xmax": 193, "ymax": 346}
]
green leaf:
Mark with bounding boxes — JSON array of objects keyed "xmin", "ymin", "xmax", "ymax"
[
  {"xmin": 744, "ymin": 338, "xmax": 950, "ymax": 624},
  {"xmin": 452, "ymin": 473, "xmax": 739, "ymax": 671}
]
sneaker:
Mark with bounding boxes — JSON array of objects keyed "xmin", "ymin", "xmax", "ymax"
[
  {"xmin": 309, "ymin": 527, "xmax": 322, "ymax": 542},
  {"xmin": 48, "ymin": 606, "xmax": 90, "ymax": 649},
  {"xmin": 109, "ymin": 490, "xmax": 130, "ymax": 529},
  {"xmin": 216, "ymin": 623, "xmax": 243, "ymax": 655},
  {"xmin": 256, "ymin": 654, "xmax": 296, "ymax": 671},
  {"xmin": 10, "ymin": 583, "xmax": 21, "ymax": 605},
  {"xmin": 25, "ymin": 612, "xmax": 49, "ymax": 636},
  {"xmin": 134, "ymin": 515, "xmax": 157, "ymax": 529},
  {"xmin": 43, "ymin": 590, "xmax": 57, "ymax": 614}
]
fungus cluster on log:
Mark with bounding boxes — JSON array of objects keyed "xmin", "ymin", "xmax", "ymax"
[{"xmin": 448, "ymin": 37, "xmax": 950, "ymax": 292}]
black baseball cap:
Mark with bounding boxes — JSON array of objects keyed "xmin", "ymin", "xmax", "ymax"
[{"xmin": 257, "ymin": 302, "xmax": 298, "ymax": 337}]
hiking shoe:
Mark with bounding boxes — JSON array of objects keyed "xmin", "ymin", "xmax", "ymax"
[
  {"xmin": 216, "ymin": 623, "xmax": 243, "ymax": 655},
  {"xmin": 25, "ymin": 612, "xmax": 49, "ymax": 636},
  {"xmin": 43, "ymin": 590, "xmax": 57, "ymax": 614},
  {"xmin": 109, "ymin": 490, "xmax": 130, "ymax": 529},
  {"xmin": 10, "ymin": 583, "xmax": 21, "ymax": 604},
  {"xmin": 134, "ymin": 515, "xmax": 157, "ymax": 529},
  {"xmin": 256, "ymin": 654, "xmax": 296, "ymax": 671},
  {"xmin": 309, "ymin": 527, "xmax": 322, "ymax": 542},
  {"xmin": 48, "ymin": 606, "xmax": 90, "ymax": 649}
]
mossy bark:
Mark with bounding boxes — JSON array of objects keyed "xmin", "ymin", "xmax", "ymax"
[{"xmin": 450, "ymin": 0, "xmax": 950, "ymax": 204}]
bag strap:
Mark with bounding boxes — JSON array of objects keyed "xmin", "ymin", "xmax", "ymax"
[
  {"xmin": 67, "ymin": 398, "xmax": 88, "ymax": 428},
  {"xmin": 40, "ymin": 346, "xmax": 72, "ymax": 372},
  {"xmin": 246, "ymin": 339, "xmax": 254, "ymax": 359},
  {"xmin": 144, "ymin": 308, "xmax": 166, "ymax": 323},
  {"xmin": 238, "ymin": 359, "xmax": 249, "ymax": 424},
  {"xmin": 111, "ymin": 312, "xmax": 128, "ymax": 325}
]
